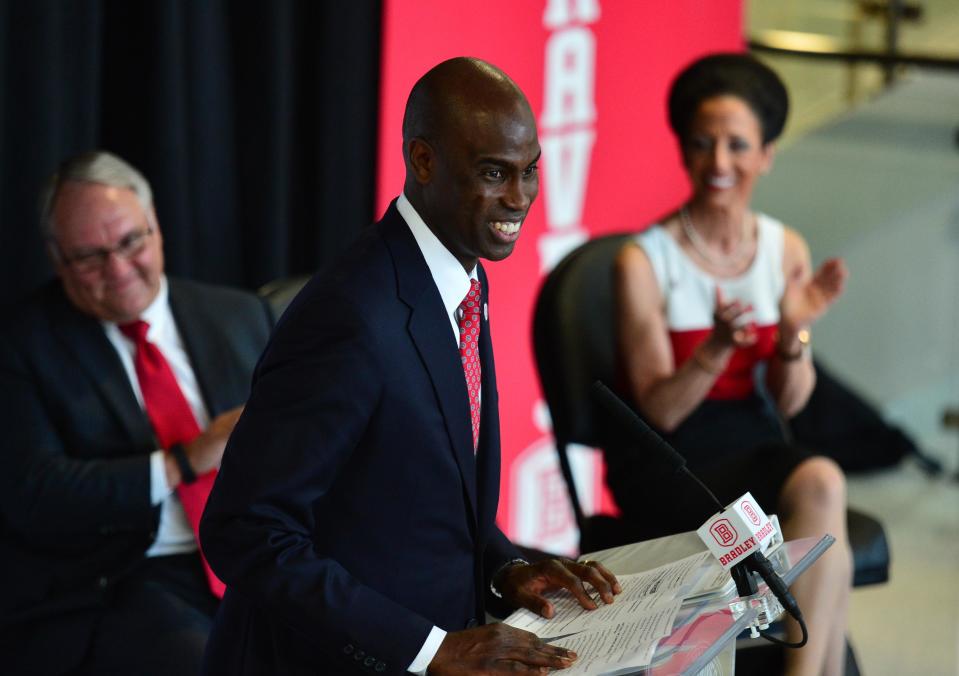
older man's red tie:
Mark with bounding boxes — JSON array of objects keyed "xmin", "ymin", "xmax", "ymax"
[{"xmin": 119, "ymin": 320, "xmax": 225, "ymax": 597}]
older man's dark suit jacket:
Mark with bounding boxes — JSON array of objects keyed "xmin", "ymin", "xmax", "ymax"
[
  {"xmin": 200, "ymin": 202, "xmax": 522, "ymax": 676},
  {"xmin": 0, "ymin": 278, "xmax": 272, "ymax": 675}
]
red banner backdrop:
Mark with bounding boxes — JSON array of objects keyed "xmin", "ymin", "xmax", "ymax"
[{"xmin": 377, "ymin": 0, "xmax": 742, "ymax": 554}]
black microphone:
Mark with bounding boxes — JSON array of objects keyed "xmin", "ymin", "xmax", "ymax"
[
  {"xmin": 590, "ymin": 380, "xmax": 687, "ymax": 473},
  {"xmin": 590, "ymin": 380, "xmax": 806, "ymax": 645},
  {"xmin": 590, "ymin": 381, "xmax": 723, "ymax": 511}
]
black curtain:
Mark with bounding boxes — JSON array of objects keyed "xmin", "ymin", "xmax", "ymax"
[{"xmin": 0, "ymin": 0, "xmax": 381, "ymax": 304}]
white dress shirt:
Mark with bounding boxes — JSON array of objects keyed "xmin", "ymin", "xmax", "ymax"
[
  {"xmin": 101, "ymin": 276, "xmax": 209, "ymax": 557},
  {"xmin": 397, "ymin": 192, "xmax": 479, "ymax": 343}
]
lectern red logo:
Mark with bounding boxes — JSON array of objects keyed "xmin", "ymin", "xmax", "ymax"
[
  {"xmin": 741, "ymin": 500, "xmax": 761, "ymax": 526},
  {"xmin": 710, "ymin": 519, "xmax": 737, "ymax": 546}
]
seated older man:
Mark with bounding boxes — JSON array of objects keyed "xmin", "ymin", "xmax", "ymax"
[{"xmin": 0, "ymin": 151, "xmax": 272, "ymax": 676}]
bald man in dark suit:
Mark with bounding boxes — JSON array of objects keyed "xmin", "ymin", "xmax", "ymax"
[{"xmin": 200, "ymin": 58, "xmax": 620, "ymax": 676}]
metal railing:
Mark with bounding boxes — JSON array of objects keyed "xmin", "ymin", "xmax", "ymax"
[{"xmin": 749, "ymin": 0, "xmax": 959, "ymax": 80}]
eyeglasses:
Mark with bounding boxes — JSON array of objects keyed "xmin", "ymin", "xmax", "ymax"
[{"xmin": 55, "ymin": 227, "xmax": 155, "ymax": 273}]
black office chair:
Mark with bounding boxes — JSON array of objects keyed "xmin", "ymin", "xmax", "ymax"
[
  {"xmin": 531, "ymin": 233, "xmax": 890, "ymax": 587},
  {"xmin": 257, "ymin": 275, "xmax": 311, "ymax": 320},
  {"xmin": 532, "ymin": 233, "xmax": 636, "ymax": 554}
]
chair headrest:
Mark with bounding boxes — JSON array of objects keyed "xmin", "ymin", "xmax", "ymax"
[{"xmin": 533, "ymin": 233, "xmax": 634, "ymax": 447}]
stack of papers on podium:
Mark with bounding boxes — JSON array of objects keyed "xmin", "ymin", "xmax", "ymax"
[{"xmin": 504, "ymin": 551, "xmax": 722, "ymax": 674}]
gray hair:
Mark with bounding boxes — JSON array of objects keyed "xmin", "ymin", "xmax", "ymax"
[{"xmin": 39, "ymin": 150, "xmax": 154, "ymax": 240}]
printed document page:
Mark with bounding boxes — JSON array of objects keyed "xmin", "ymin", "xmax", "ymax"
[
  {"xmin": 548, "ymin": 604, "xmax": 680, "ymax": 676},
  {"xmin": 505, "ymin": 551, "xmax": 710, "ymax": 638},
  {"xmin": 502, "ymin": 551, "xmax": 713, "ymax": 672}
]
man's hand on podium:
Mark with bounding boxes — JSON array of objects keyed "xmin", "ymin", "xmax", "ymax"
[
  {"xmin": 498, "ymin": 558, "xmax": 622, "ymax": 618},
  {"xmin": 428, "ymin": 623, "xmax": 576, "ymax": 674},
  {"xmin": 427, "ymin": 559, "xmax": 621, "ymax": 674}
]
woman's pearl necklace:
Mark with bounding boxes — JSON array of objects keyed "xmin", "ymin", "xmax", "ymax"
[{"xmin": 680, "ymin": 206, "xmax": 752, "ymax": 270}]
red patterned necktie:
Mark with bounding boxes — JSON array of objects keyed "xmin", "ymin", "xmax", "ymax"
[
  {"xmin": 457, "ymin": 279, "xmax": 482, "ymax": 452},
  {"xmin": 119, "ymin": 320, "xmax": 225, "ymax": 597}
]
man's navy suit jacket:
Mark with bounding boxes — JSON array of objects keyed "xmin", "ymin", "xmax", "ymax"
[
  {"xmin": 200, "ymin": 202, "xmax": 521, "ymax": 675},
  {"xmin": 0, "ymin": 278, "xmax": 273, "ymax": 675}
]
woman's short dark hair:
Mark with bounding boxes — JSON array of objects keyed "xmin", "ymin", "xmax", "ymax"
[{"xmin": 667, "ymin": 52, "xmax": 789, "ymax": 145}]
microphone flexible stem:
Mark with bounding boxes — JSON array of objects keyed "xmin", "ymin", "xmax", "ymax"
[{"xmin": 680, "ymin": 466, "xmax": 724, "ymax": 511}]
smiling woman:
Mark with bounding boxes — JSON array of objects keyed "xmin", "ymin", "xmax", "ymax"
[{"xmin": 610, "ymin": 53, "xmax": 853, "ymax": 676}]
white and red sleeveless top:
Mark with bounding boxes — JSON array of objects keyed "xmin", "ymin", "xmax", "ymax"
[{"xmin": 635, "ymin": 214, "xmax": 785, "ymax": 400}]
